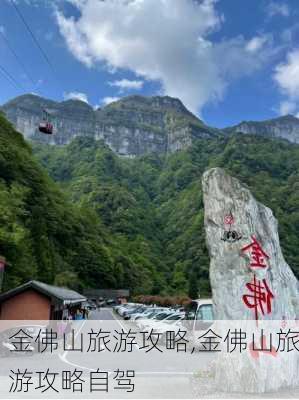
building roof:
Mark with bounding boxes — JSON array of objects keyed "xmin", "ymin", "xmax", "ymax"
[{"xmin": 0, "ymin": 280, "xmax": 86, "ymax": 305}]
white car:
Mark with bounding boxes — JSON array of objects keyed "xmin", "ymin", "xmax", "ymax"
[
  {"xmin": 123, "ymin": 305, "xmax": 148, "ymax": 319},
  {"xmin": 140, "ymin": 312, "xmax": 185, "ymax": 331},
  {"xmin": 118, "ymin": 303, "xmax": 141, "ymax": 317},
  {"xmin": 141, "ymin": 314, "xmax": 186, "ymax": 346},
  {"xmin": 135, "ymin": 309, "xmax": 176, "ymax": 329},
  {"xmin": 131, "ymin": 307, "xmax": 167, "ymax": 322},
  {"xmin": 182, "ymin": 299, "xmax": 214, "ymax": 346},
  {"xmin": 114, "ymin": 303, "xmax": 130, "ymax": 314}
]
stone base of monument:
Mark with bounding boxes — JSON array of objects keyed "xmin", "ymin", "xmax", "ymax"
[
  {"xmin": 190, "ymin": 354, "xmax": 299, "ymax": 398},
  {"xmin": 214, "ymin": 352, "xmax": 299, "ymax": 394}
]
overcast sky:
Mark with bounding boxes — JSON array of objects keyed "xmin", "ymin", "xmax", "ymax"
[{"xmin": 1, "ymin": 0, "xmax": 299, "ymax": 127}]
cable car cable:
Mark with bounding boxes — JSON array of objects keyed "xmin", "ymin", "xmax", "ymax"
[
  {"xmin": 11, "ymin": 0, "xmax": 63, "ymax": 91},
  {"xmin": 0, "ymin": 30, "xmax": 36, "ymax": 88},
  {"xmin": 0, "ymin": 63, "xmax": 25, "ymax": 91}
]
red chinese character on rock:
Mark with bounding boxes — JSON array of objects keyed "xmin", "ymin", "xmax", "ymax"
[
  {"xmin": 224, "ymin": 213, "xmax": 234, "ymax": 227},
  {"xmin": 241, "ymin": 236, "xmax": 269, "ymax": 268},
  {"xmin": 243, "ymin": 274, "xmax": 274, "ymax": 320}
]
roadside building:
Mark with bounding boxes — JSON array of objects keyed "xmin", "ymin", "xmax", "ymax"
[
  {"xmin": 0, "ymin": 280, "xmax": 86, "ymax": 320},
  {"xmin": 83, "ymin": 289, "xmax": 129, "ymax": 304}
]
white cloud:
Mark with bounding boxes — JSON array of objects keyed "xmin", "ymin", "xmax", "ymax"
[
  {"xmin": 245, "ymin": 35, "xmax": 269, "ymax": 53},
  {"xmin": 274, "ymin": 49, "xmax": 299, "ymax": 98},
  {"xmin": 274, "ymin": 49, "xmax": 299, "ymax": 115},
  {"xmin": 0, "ymin": 25, "xmax": 5, "ymax": 34},
  {"xmin": 109, "ymin": 78, "xmax": 144, "ymax": 91},
  {"xmin": 266, "ymin": 2, "xmax": 290, "ymax": 18},
  {"xmin": 56, "ymin": 0, "xmax": 275, "ymax": 114},
  {"xmin": 63, "ymin": 91, "xmax": 89, "ymax": 103},
  {"xmin": 278, "ymin": 100, "xmax": 297, "ymax": 115},
  {"xmin": 102, "ymin": 96, "xmax": 120, "ymax": 106}
]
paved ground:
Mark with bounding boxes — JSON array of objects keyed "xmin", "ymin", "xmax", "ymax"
[
  {"xmin": 88, "ymin": 308, "xmax": 113, "ymax": 320},
  {"xmin": 64, "ymin": 308, "xmax": 213, "ymax": 375}
]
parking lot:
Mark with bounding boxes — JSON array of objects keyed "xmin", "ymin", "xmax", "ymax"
[{"xmin": 0, "ymin": 302, "xmax": 217, "ymax": 398}]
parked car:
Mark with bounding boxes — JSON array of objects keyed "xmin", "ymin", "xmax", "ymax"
[
  {"xmin": 150, "ymin": 313, "xmax": 185, "ymax": 336},
  {"xmin": 118, "ymin": 303, "xmax": 140, "ymax": 316},
  {"xmin": 181, "ymin": 299, "xmax": 214, "ymax": 346},
  {"xmin": 114, "ymin": 304, "xmax": 128, "ymax": 314},
  {"xmin": 115, "ymin": 305, "xmax": 125, "ymax": 314},
  {"xmin": 133, "ymin": 308, "xmax": 170, "ymax": 328},
  {"xmin": 123, "ymin": 305, "xmax": 147, "ymax": 320},
  {"xmin": 184, "ymin": 299, "xmax": 213, "ymax": 327},
  {"xmin": 106, "ymin": 298, "xmax": 116, "ymax": 306},
  {"xmin": 130, "ymin": 307, "xmax": 167, "ymax": 321},
  {"xmin": 138, "ymin": 310, "xmax": 184, "ymax": 330}
]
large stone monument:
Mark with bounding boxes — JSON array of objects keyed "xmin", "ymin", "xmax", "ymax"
[{"xmin": 202, "ymin": 167, "xmax": 299, "ymax": 393}]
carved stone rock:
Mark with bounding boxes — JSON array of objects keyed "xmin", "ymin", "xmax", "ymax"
[{"xmin": 202, "ymin": 167, "xmax": 299, "ymax": 393}]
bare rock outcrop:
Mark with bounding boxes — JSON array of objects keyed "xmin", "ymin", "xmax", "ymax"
[
  {"xmin": 202, "ymin": 167, "xmax": 299, "ymax": 393},
  {"xmin": 227, "ymin": 114, "xmax": 299, "ymax": 144},
  {"xmin": 1, "ymin": 94, "xmax": 217, "ymax": 156}
]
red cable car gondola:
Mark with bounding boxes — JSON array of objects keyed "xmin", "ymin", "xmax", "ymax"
[{"xmin": 39, "ymin": 109, "xmax": 53, "ymax": 135}]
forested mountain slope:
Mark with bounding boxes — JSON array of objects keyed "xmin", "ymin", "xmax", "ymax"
[
  {"xmin": 1, "ymin": 109, "xmax": 298, "ymax": 296},
  {"xmin": 33, "ymin": 132, "xmax": 299, "ymax": 296},
  {"xmin": 0, "ymin": 113, "xmax": 166, "ymax": 294}
]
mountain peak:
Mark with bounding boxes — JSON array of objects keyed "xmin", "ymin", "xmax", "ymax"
[
  {"xmin": 1, "ymin": 93, "xmax": 217, "ymax": 155},
  {"xmin": 104, "ymin": 94, "xmax": 193, "ymax": 116},
  {"xmin": 276, "ymin": 114, "xmax": 299, "ymax": 122},
  {"xmin": 60, "ymin": 99, "xmax": 93, "ymax": 111},
  {"xmin": 227, "ymin": 114, "xmax": 299, "ymax": 144},
  {"xmin": 4, "ymin": 93, "xmax": 56, "ymax": 110},
  {"xmin": 235, "ymin": 113, "xmax": 299, "ymax": 126}
]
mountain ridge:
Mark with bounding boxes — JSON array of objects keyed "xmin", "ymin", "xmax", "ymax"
[
  {"xmin": 2, "ymin": 93, "xmax": 299, "ymax": 155},
  {"xmin": 226, "ymin": 114, "xmax": 299, "ymax": 144},
  {"xmin": 1, "ymin": 93, "xmax": 219, "ymax": 156},
  {"xmin": 1, "ymin": 109, "xmax": 299, "ymax": 296}
]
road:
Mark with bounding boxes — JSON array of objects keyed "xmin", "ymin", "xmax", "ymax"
[{"xmin": 89, "ymin": 308, "xmax": 113, "ymax": 320}]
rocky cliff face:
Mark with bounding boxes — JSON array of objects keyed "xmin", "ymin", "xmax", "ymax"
[
  {"xmin": 1, "ymin": 94, "xmax": 218, "ymax": 156},
  {"xmin": 4, "ymin": 94, "xmax": 299, "ymax": 156},
  {"xmin": 227, "ymin": 114, "xmax": 299, "ymax": 144}
]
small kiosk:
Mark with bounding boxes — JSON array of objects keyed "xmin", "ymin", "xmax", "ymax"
[{"xmin": 0, "ymin": 280, "xmax": 86, "ymax": 320}]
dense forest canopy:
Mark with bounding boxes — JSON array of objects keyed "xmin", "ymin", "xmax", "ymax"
[
  {"xmin": 1, "ymin": 112, "xmax": 299, "ymax": 297},
  {"xmin": 0, "ymin": 114, "xmax": 164, "ymax": 294}
]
